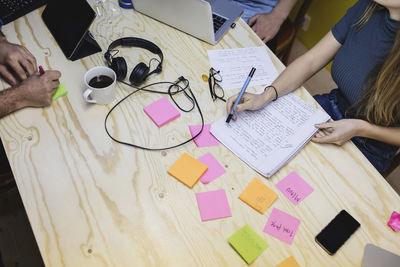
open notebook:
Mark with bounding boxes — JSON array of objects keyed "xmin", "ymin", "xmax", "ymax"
[{"xmin": 210, "ymin": 93, "xmax": 330, "ymax": 177}]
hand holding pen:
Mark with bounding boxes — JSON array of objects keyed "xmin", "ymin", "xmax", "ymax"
[
  {"xmin": 226, "ymin": 67, "xmax": 256, "ymax": 123},
  {"xmin": 14, "ymin": 65, "xmax": 61, "ymax": 107}
]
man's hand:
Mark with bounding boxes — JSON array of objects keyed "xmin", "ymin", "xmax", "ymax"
[
  {"xmin": 312, "ymin": 119, "xmax": 366, "ymax": 146},
  {"xmin": 0, "ymin": 37, "xmax": 37, "ymax": 85},
  {"xmin": 248, "ymin": 12, "xmax": 285, "ymax": 43},
  {"xmin": 17, "ymin": 70, "xmax": 61, "ymax": 107}
]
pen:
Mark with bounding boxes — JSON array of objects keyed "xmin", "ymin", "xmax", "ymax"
[
  {"xmin": 226, "ymin": 67, "xmax": 256, "ymax": 123},
  {"xmin": 39, "ymin": 65, "xmax": 45, "ymax": 75}
]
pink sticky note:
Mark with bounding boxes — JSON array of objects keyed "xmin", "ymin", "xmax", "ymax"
[
  {"xmin": 144, "ymin": 97, "xmax": 180, "ymax": 127},
  {"xmin": 189, "ymin": 124, "xmax": 219, "ymax": 147},
  {"xmin": 388, "ymin": 211, "xmax": 400, "ymax": 232},
  {"xmin": 275, "ymin": 171, "xmax": 314, "ymax": 206},
  {"xmin": 198, "ymin": 152, "xmax": 226, "ymax": 184},
  {"xmin": 195, "ymin": 189, "xmax": 232, "ymax": 221},
  {"xmin": 263, "ymin": 208, "xmax": 300, "ymax": 245}
]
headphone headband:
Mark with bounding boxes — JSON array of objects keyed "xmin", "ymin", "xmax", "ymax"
[{"xmin": 105, "ymin": 37, "xmax": 163, "ymax": 72}]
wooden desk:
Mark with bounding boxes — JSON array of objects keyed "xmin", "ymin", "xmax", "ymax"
[{"xmin": 1, "ymin": 3, "xmax": 399, "ymax": 266}]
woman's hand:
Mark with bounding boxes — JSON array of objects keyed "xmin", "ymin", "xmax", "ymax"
[
  {"xmin": 226, "ymin": 92, "xmax": 270, "ymax": 120},
  {"xmin": 312, "ymin": 119, "xmax": 366, "ymax": 145}
]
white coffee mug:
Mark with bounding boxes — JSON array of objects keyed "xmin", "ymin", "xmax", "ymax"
[{"xmin": 83, "ymin": 66, "xmax": 117, "ymax": 105}]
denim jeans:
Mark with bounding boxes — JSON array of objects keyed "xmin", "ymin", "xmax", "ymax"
[{"xmin": 313, "ymin": 89, "xmax": 398, "ymax": 175}]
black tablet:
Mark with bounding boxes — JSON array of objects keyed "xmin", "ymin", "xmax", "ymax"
[{"xmin": 42, "ymin": 0, "xmax": 101, "ymax": 60}]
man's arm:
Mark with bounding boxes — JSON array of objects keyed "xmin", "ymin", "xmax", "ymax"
[
  {"xmin": 0, "ymin": 71, "xmax": 61, "ymax": 118},
  {"xmin": 248, "ymin": 0, "xmax": 298, "ymax": 43}
]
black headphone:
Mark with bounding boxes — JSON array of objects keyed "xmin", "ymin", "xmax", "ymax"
[{"xmin": 104, "ymin": 37, "xmax": 163, "ymax": 85}]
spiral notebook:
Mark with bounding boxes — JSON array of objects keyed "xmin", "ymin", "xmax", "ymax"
[{"xmin": 210, "ymin": 93, "xmax": 330, "ymax": 177}]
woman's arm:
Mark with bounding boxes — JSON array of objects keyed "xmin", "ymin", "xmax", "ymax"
[
  {"xmin": 227, "ymin": 31, "xmax": 342, "ymax": 117},
  {"xmin": 313, "ymin": 119, "xmax": 400, "ymax": 147}
]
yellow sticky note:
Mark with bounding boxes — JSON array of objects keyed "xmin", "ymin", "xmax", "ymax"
[
  {"xmin": 276, "ymin": 256, "xmax": 300, "ymax": 267},
  {"xmin": 52, "ymin": 83, "xmax": 68, "ymax": 100},
  {"xmin": 239, "ymin": 178, "xmax": 278, "ymax": 214},
  {"xmin": 228, "ymin": 224, "xmax": 269, "ymax": 264},
  {"xmin": 168, "ymin": 153, "xmax": 208, "ymax": 188}
]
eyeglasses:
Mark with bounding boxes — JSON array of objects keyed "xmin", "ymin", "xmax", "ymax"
[{"xmin": 208, "ymin": 68, "xmax": 226, "ymax": 102}]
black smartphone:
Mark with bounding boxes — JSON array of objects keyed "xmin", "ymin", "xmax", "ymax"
[{"xmin": 315, "ymin": 209, "xmax": 360, "ymax": 255}]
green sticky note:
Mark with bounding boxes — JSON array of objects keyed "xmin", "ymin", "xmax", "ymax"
[
  {"xmin": 228, "ymin": 224, "xmax": 269, "ymax": 264},
  {"xmin": 52, "ymin": 84, "xmax": 68, "ymax": 100}
]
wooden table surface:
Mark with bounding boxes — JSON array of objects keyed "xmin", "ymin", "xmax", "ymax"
[{"xmin": 0, "ymin": 2, "xmax": 399, "ymax": 266}]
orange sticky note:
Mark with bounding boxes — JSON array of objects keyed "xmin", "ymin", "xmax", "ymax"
[
  {"xmin": 168, "ymin": 153, "xmax": 208, "ymax": 188},
  {"xmin": 239, "ymin": 178, "xmax": 278, "ymax": 214},
  {"xmin": 276, "ymin": 256, "xmax": 300, "ymax": 267}
]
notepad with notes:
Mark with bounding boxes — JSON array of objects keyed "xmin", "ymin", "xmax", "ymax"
[{"xmin": 210, "ymin": 93, "xmax": 330, "ymax": 177}]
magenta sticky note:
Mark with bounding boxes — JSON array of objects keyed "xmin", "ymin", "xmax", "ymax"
[
  {"xmin": 189, "ymin": 124, "xmax": 219, "ymax": 147},
  {"xmin": 198, "ymin": 152, "xmax": 226, "ymax": 184},
  {"xmin": 263, "ymin": 208, "xmax": 300, "ymax": 245},
  {"xmin": 388, "ymin": 211, "xmax": 400, "ymax": 232},
  {"xmin": 275, "ymin": 171, "xmax": 314, "ymax": 206},
  {"xmin": 143, "ymin": 97, "xmax": 180, "ymax": 127},
  {"xmin": 195, "ymin": 189, "xmax": 232, "ymax": 221}
]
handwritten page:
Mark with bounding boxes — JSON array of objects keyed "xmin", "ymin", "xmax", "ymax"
[
  {"xmin": 195, "ymin": 189, "xmax": 231, "ymax": 221},
  {"xmin": 197, "ymin": 152, "xmax": 226, "ymax": 184},
  {"xmin": 189, "ymin": 124, "xmax": 219, "ymax": 147},
  {"xmin": 275, "ymin": 171, "xmax": 314, "ymax": 206},
  {"xmin": 275, "ymin": 256, "xmax": 300, "ymax": 267},
  {"xmin": 239, "ymin": 178, "xmax": 278, "ymax": 214},
  {"xmin": 207, "ymin": 46, "xmax": 279, "ymax": 90},
  {"xmin": 144, "ymin": 97, "xmax": 180, "ymax": 127},
  {"xmin": 228, "ymin": 224, "xmax": 269, "ymax": 264},
  {"xmin": 210, "ymin": 93, "xmax": 330, "ymax": 177},
  {"xmin": 168, "ymin": 153, "xmax": 208, "ymax": 188},
  {"xmin": 263, "ymin": 208, "xmax": 300, "ymax": 245}
]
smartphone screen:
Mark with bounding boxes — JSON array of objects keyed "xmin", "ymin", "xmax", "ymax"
[{"xmin": 315, "ymin": 210, "xmax": 360, "ymax": 255}]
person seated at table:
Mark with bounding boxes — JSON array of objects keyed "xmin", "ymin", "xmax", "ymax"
[
  {"xmin": 226, "ymin": 0, "xmax": 400, "ymax": 175},
  {"xmin": 0, "ymin": 30, "xmax": 61, "ymax": 178},
  {"xmin": 228, "ymin": 0, "xmax": 298, "ymax": 51},
  {"xmin": 0, "ymin": 30, "xmax": 61, "ymax": 118}
]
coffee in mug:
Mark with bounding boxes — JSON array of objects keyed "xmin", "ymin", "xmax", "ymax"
[
  {"xmin": 83, "ymin": 66, "xmax": 117, "ymax": 105},
  {"xmin": 88, "ymin": 75, "xmax": 114, "ymax": 88}
]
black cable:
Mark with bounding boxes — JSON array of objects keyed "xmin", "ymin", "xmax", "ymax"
[{"xmin": 104, "ymin": 77, "xmax": 204, "ymax": 151}]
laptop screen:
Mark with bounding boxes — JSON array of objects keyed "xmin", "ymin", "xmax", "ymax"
[{"xmin": 42, "ymin": 0, "xmax": 96, "ymax": 58}]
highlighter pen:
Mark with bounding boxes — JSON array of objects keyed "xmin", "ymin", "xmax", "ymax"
[
  {"xmin": 39, "ymin": 65, "xmax": 45, "ymax": 75},
  {"xmin": 226, "ymin": 67, "xmax": 256, "ymax": 123}
]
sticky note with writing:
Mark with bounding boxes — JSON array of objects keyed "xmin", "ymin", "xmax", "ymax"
[
  {"xmin": 144, "ymin": 97, "xmax": 180, "ymax": 127},
  {"xmin": 228, "ymin": 224, "xmax": 269, "ymax": 264},
  {"xmin": 275, "ymin": 256, "xmax": 300, "ymax": 267},
  {"xmin": 275, "ymin": 171, "xmax": 313, "ymax": 206},
  {"xmin": 189, "ymin": 124, "xmax": 219, "ymax": 147},
  {"xmin": 263, "ymin": 208, "xmax": 300, "ymax": 245},
  {"xmin": 198, "ymin": 152, "xmax": 226, "ymax": 184},
  {"xmin": 168, "ymin": 153, "xmax": 208, "ymax": 188},
  {"xmin": 239, "ymin": 178, "xmax": 278, "ymax": 214},
  {"xmin": 196, "ymin": 189, "xmax": 231, "ymax": 221}
]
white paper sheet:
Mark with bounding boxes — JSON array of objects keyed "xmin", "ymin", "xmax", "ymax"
[
  {"xmin": 210, "ymin": 93, "xmax": 331, "ymax": 177},
  {"xmin": 207, "ymin": 46, "xmax": 279, "ymax": 90}
]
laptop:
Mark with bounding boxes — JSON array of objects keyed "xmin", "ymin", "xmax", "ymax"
[
  {"xmin": 131, "ymin": 0, "xmax": 243, "ymax": 45},
  {"xmin": 0, "ymin": 0, "xmax": 46, "ymax": 26},
  {"xmin": 41, "ymin": 0, "xmax": 101, "ymax": 61},
  {"xmin": 361, "ymin": 244, "xmax": 400, "ymax": 267}
]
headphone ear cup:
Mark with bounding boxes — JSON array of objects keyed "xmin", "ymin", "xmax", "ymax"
[
  {"xmin": 110, "ymin": 57, "xmax": 127, "ymax": 81},
  {"xmin": 130, "ymin": 62, "xmax": 150, "ymax": 85}
]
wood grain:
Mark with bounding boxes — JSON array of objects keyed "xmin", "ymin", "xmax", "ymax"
[{"xmin": 0, "ymin": 2, "xmax": 399, "ymax": 266}]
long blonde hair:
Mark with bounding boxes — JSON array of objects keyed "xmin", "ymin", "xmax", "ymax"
[{"xmin": 353, "ymin": 3, "xmax": 400, "ymax": 126}]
